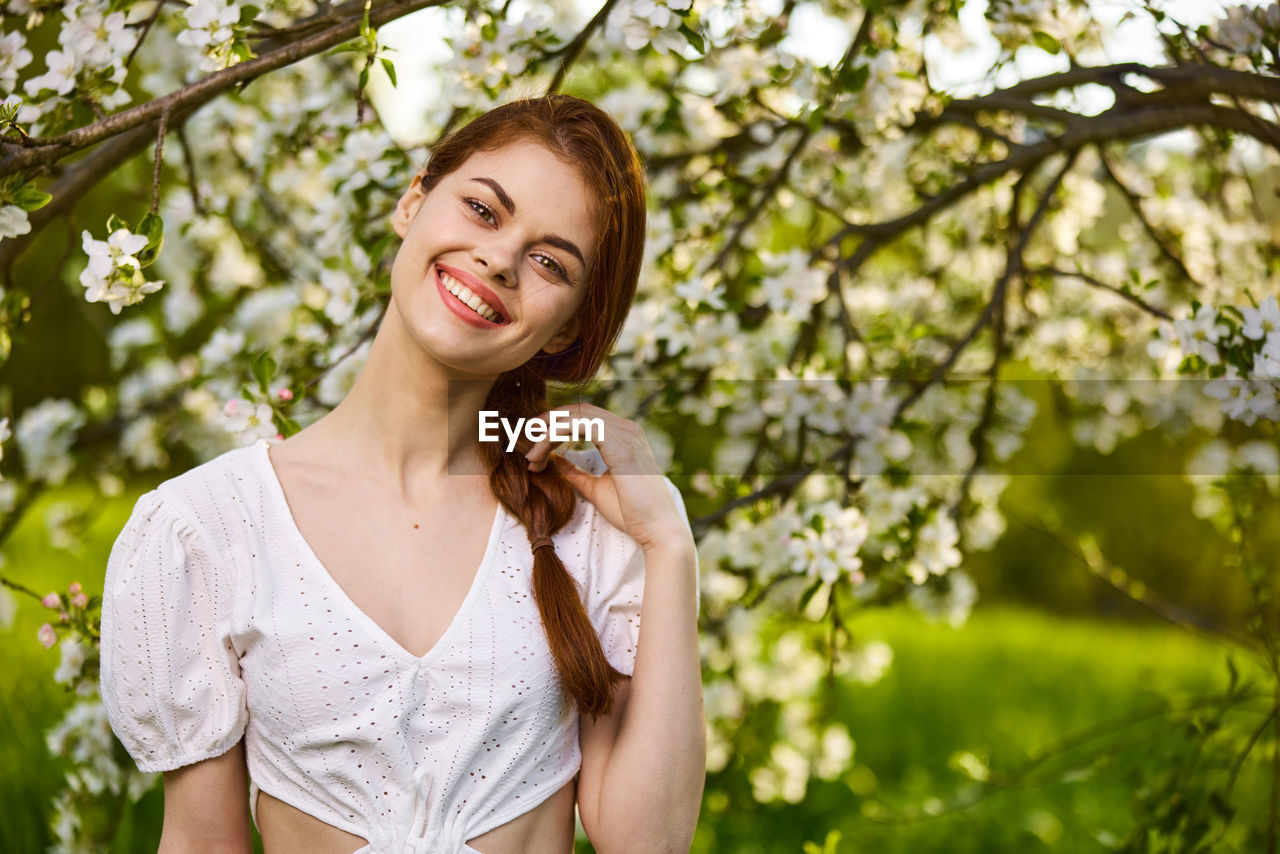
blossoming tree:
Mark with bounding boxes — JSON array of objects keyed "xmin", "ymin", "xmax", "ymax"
[{"xmin": 1, "ymin": 0, "xmax": 1278, "ymax": 849}]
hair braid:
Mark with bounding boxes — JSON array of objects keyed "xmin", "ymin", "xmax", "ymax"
[{"xmin": 481, "ymin": 369, "xmax": 625, "ymax": 719}]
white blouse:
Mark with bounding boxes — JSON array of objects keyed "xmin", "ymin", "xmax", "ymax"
[{"xmin": 100, "ymin": 437, "xmax": 696, "ymax": 854}]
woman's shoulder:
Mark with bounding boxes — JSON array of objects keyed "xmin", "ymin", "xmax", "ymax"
[{"xmin": 141, "ymin": 439, "xmax": 269, "ymax": 543}]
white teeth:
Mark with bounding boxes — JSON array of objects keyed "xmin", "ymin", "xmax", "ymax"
[{"xmin": 439, "ymin": 269, "xmax": 501, "ymax": 322}]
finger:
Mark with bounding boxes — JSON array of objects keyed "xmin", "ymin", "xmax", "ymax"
[
  {"xmin": 552, "ymin": 455, "xmax": 601, "ymax": 501},
  {"xmin": 524, "ymin": 412, "xmax": 568, "ymax": 471},
  {"xmin": 525, "ymin": 403, "xmax": 619, "ymax": 467}
]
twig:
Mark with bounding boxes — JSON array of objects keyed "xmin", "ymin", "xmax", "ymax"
[
  {"xmin": 1028, "ymin": 265, "xmax": 1174, "ymax": 321},
  {"xmin": 894, "ymin": 151, "xmax": 1079, "ymax": 420},
  {"xmin": 543, "ymin": 0, "xmax": 618, "ymax": 96},
  {"xmin": 1010, "ymin": 510, "xmax": 1260, "ymax": 652},
  {"xmin": 124, "ymin": 0, "xmax": 167, "ymax": 70},
  {"xmin": 174, "ymin": 123, "xmax": 206, "ymax": 216},
  {"xmin": 1098, "ymin": 149, "xmax": 1202, "ymax": 290},
  {"xmin": 1203, "ymin": 703, "xmax": 1279, "ymax": 848},
  {"xmin": 150, "ymin": 106, "xmax": 169, "ymax": 215}
]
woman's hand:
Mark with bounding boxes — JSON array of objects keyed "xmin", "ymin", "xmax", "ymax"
[{"xmin": 523, "ymin": 403, "xmax": 691, "ymax": 554}]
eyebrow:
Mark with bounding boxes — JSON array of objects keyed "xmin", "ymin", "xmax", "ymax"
[{"xmin": 469, "ymin": 177, "xmax": 587, "ymax": 270}]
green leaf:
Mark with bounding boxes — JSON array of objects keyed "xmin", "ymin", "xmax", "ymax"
[
  {"xmin": 1177, "ymin": 353, "xmax": 1207, "ymax": 375},
  {"xmin": 12, "ymin": 184, "xmax": 51, "ymax": 212},
  {"xmin": 135, "ymin": 213, "xmax": 165, "ymax": 265},
  {"xmin": 838, "ymin": 63, "xmax": 871, "ymax": 93},
  {"xmin": 381, "ymin": 57, "xmax": 397, "ymax": 87},
  {"xmin": 806, "ymin": 107, "xmax": 825, "ymax": 133},
  {"xmin": 327, "ymin": 42, "xmax": 366, "ymax": 56},
  {"xmin": 279, "ymin": 415, "xmax": 303, "ymax": 438},
  {"xmin": 105, "ymin": 213, "xmax": 129, "ymax": 234},
  {"xmin": 137, "ymin": 212, "xmax": 164, "ymax": 246},
  {"xmin": 238, "ymin": 4, "xmax": 260, "ymax": 26},
  {"xmin": 358, "ymin": 65, "xmax": 370, "ymax": 92},
  {"xmin": 677, "ymin": 22, "xmax": 705, "ymax": 54},
  {"xmin": 251, "ymin": 351, "xmax": 277, "ymax": 391},
  {"xmin": 368, "ymin": 232, "xmax": 395, "ymax": 266},
  {"xmin": 798, "ymin": 577, "xmax": 825, "ymax": 610},
  {"xmin": 1032, "ymin": 31, "xmax": 1061, "ymax": 54}
]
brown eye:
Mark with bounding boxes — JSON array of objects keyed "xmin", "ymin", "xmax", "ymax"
[
  {"xmin": 534, "ymin": 254, "xmax": 568, "ymax": 279},
  {"xmin": 466, "ymin": 198, "xmax": 496, "ymax": 225}
]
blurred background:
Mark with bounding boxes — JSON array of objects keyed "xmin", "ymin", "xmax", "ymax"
[{"xmin": 2, "ymin": 0, "xmax": 1279, "ymax": 851}]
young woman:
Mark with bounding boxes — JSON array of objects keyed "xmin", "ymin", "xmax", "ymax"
[{"xmin": 100, "ymin": 95, "xmax": 705, "ymax": 854}]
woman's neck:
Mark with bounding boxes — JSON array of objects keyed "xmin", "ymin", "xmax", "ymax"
[{"xmin": 321, "ymin": 297, "xmax": 496, "ymax": 502}]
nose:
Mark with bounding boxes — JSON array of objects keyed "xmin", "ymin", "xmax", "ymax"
[{"xmin": 473, "ymin": 240, "xmax": 518, "ymax": 289}]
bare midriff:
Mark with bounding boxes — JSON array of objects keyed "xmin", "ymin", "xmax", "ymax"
[{"xmin": 254, "ymin": 776, "xmax": 578, "ymax": 853}]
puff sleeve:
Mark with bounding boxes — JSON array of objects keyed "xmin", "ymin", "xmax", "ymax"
[
  {"xmin": 100, "ymin": 488, "xmax": 248, "ymax": 773},
  {"xmin": 586, "ymin": 477, "xmax": 699, "ymax": 677}
]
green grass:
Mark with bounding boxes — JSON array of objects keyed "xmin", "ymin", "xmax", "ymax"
[
  {"xmin": 3, "ymin": 485, "xmax": 1270, "ymax": 852},
  {"xmin": 691, "ymin": 605, "xmax": 1269, "ymax": 854}
]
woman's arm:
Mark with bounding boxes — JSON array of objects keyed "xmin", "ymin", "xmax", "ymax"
[
  {"xmin": 526, "ymin": 405, "xmax": 706, "ymax": 852},
  {"xmin": 577, "ymin": 539, "xmax": 705, "ymax": 854},
  {"xmin": 158, "ymin": 739, "xmax": 253, "ymax": 854}
]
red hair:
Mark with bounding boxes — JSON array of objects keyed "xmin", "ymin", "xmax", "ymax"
[{"xmin": 418, "ymin": 94, "xmax": 648, "ymax": 718}]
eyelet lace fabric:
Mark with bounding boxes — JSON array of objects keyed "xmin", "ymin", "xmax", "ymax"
[{"xmin": 100, "ymin": 439, "xmax": 695, "ymax": 852}]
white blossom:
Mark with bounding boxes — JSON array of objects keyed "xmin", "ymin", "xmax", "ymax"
[
  {"xmin": 54, "ymin": 637, "xmax": 88, "ymax": 684},
  {"xmin": 323, "ymin": 128, "xmax": 395, "ymax": 191},
  {"xmin": 0, "ymin": 30, "xmax": 33, "ymax": 91},
  {"xmin": 198, "ymin": 327, "xmax": 246, "ymax": 370},
  {"xmin": 604, "ymin": 0, "xmax": 690, "ymax": 55},
  {"xmin": 79, "ymin": 229, "xmax": 164, "ymax": 314},
  {"xmin": 1241, "ymin": 294, "xmax": 1280, "ymax": 340},
  {"xmin": 910, "ymin": 569, "xmax": 978, "ymax": 627},
  {"xmin": 906, "ymin": 511, "xmax": 963, "ymax": 584},
  {"xmin": 176, "ymin": 0, "xmax": 244, "ymax": 72},
  {"xmin": 758, "ymin": 249, "xmax": 828, "ymax": 321},
  {"xmin": 60, "ymin": 3, "xmax": 133, "ymax": 70},
  {"xmin": 24, "ymin": 49, "xmax": 77, "ymax": 97},
  {"xmin": 1213, "ymin": 5, "xmax": 1268, "ymax": 55},
  {"xmin": 1174, "ymin": 305, "xmax": 1228, "ymax": 366},
  {"xmin": 15, "ymin": 398, "xmax": 85, "ymax": 486},
  {"xmin": 0, "ymin": 204, "xmax": 31, "ymax": 240},
  {"xmin": 222, "ymin": 398, "xmax": 277, "ymax": 444}
]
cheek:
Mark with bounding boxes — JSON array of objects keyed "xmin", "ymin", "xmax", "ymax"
[{"xmin": 527, "ymin": 282, "xmax": 583, "ymax": 326}]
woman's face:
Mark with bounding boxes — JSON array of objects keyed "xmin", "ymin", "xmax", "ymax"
[{"xmin": 388, "ymin": 139, "xmax": 599, "ymax": 378}]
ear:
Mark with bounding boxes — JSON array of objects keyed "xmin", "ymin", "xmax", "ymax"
[
  {"xmin": 392, "ymin": 173, "xmax": 428, "ymax": 239},
  {"xmin": 541, "ymin": 313, "xmax": 581, "ymax": 355}
]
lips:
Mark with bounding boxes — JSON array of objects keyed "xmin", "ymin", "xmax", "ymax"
[{"xmin": 435, "ymin": 262, "xmax": 509, "ymax": 324}]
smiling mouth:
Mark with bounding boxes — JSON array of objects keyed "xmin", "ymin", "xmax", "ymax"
[{"xmin": 436, "ymin": 266, "xmax": 506, "ymax": 323}]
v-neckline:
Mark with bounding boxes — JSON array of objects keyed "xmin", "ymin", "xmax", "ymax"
[{"xmin": 252, "ymin": 437, "xmax": 506, "ymax": 666}]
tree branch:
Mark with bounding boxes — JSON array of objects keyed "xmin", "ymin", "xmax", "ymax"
[{"xmin": 0, "ymin": 0, "xmax": 445, "ymax": 175}]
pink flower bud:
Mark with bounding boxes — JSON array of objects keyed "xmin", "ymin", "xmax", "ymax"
[
  {"xmin": 59, "ymin": 611, "xmax": 69, "ymax": 623},
  {"xmin": 68, "ymin": 581, "xmax": 82, "ymax": 594},
  {"xmin": 37, "ymin": 624, "xmax": 56, "ymax": 649},
  {"xmin": 277, "ymin": 388, "xmax": 293, "ymax": 401},
  {"xmin": 71, "ymin": 592, "xmax": 88, "ymax": 609},
  {"xmin": 223, "ymin": 399, "xmax": 242, "ymax": 417},
  {"xmin": 275, "ymin": 432, "xmax": 284, "ymax": 441},
  {"xmin": 41, "ymin": 592, "xmax": 60, "ymax": 609}
]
